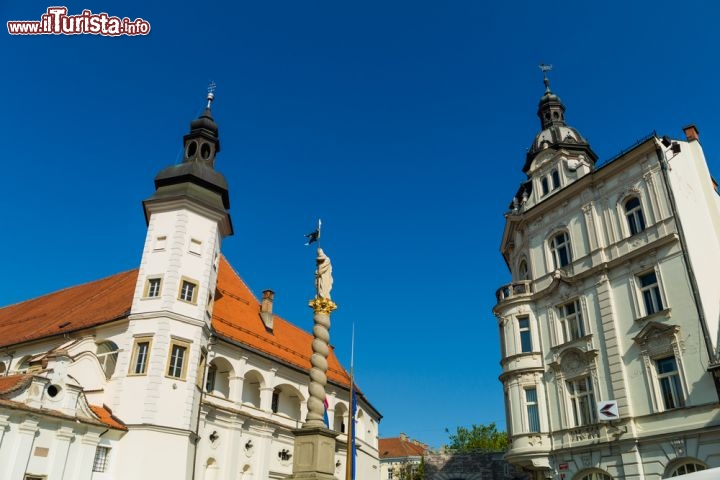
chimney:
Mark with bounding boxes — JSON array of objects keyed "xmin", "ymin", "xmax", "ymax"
[
  {"xmin": 683, "ymin": 124, "xmax": 700, "ymax": 142},
  {"xmin": 399, "ymin": 432, "xmax": 407, "ymax": 441},
  {"xmin": 260, "ymin": 290, "xmax": 274, "ymax": 331}
]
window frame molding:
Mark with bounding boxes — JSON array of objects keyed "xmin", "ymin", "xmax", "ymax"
[
  {"xmin": 631, "ymin": 267, "xmax": 668, "ymax": 319},
  {"xmin": 633, "ymin": 322, "xmax": 687, "ymax": 413},
  {"xmin": 143, "ymin": 275, "xmax": 163, "ymax": 299},
  {"xmin": 516, "ymin": 315, "xmax": 533, "ymax": 354},
  {"xmin": 128, "ymin": 335, "xmax": 153, "ymax": 376},
  {"xmin": 92, "ymin": 445, "xmax": 112, "ymax": 473},
  {"xmin": 556, "ymin": 297, "xmax": 588, "ymax": 345},
  {"xmin": 178, "ymin": 276, "xmax": 199, "ymax": 305},
  {"xmin": 547, "ymin": 229, "xmax": 572, "ymax": 271},
  {"xmin": 165, "ymin": 338, "xmax": 191, "ymax": 380},
  {"xmin": 549, "ymin": 348, "xmax": 600, "ymax": 429},
  {"xmin": 523, "ymin": 386, "xmax": 541, "ymax": 433},
  {"xmin": 623, "ymin": 195, "xmax": 647, "ymax": 237}
]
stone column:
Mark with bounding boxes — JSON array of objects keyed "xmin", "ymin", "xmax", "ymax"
[{"xmin": 288, "ymin": 297, "xmax": 339, "ymax": 480}]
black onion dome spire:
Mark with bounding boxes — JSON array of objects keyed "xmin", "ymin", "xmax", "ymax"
[
  {"xmin": 146, "ymin": 84, "xmax": 231, "ymax": 221},
  {"xmin": 537, "ymin": 73, "xmax": 566, "ymax": 129},
  {"xmin": 522, "ymin": 66, "xmax": 597, "ymax": 173}
]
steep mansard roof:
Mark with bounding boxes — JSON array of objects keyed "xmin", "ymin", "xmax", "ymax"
[{"xmin": 0, "ymin": 256, "xmax": 352, "ymax": 388}]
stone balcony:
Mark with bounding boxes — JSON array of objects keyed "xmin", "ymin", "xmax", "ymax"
[
  {"xmin": 495, "ymin": 280, "xmax": 533, "ymax": 303},
  {"xmin": 505, "ymin": 433, "xmax": 552, "ymax": 469}
]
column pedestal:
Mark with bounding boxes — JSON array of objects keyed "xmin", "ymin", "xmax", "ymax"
[{"xmin": 288, "ymin": 426, "xmax": 339, "ymax": 480}]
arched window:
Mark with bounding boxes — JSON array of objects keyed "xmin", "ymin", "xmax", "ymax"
[
  {"xmin": 334, "ymin": 403, "xmax": 348, "ymax": 433},
  {"xmin": 551, "ymin": 169, "xmax": 560, "ymax": 189},
  {"xmin": 668, "ymin": 462, "xmax": 706, "ymax": 476},
  {"xmin": 241, "ymin": 370, "xmax": 263, "ymax": 407},
  {"xmin": 96, "ymin": 341, "xmax": 119, "ymax": 379},
  {"xmin": 518, "ymin": 259, "xmax": 529, "ymax": 280},
  {"xmin": 625, "ymin": 197, "xmax": 646, "ymax": 235},
  {"xmin": 549, "ymin": 231, "xmax": 572, "ymax": 268},
  {"xmin": 205, "ymin": 357, "xmax": 233, "ymax": 398},
  {"xmin": 541, "ymin": 177, "xmax": 549, "ymax": 195},
  {"xmin": 272, "ymin": 384, "xmax": 302, "ymax": 420}
]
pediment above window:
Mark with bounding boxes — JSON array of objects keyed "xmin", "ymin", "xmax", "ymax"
[
  {"xmin": 549, "ymin": 347, "xmax": 597, "ymax": 377},
  {"xmin": 634, "ymin": 321, "xmax": 680, "ymax": 357}
]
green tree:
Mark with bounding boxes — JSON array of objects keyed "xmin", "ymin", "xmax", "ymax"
[
  {"xmin": 395, "ymin": 457, "xmax": 425, "ymax": 480},
  {"xmin": 445, "ymin": 422, "xmax": 509, "ymax": 452}
]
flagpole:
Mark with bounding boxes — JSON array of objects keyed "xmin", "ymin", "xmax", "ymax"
[{"xmin": 345, "ymin": 323, "xmax": 355, "ymax": 480}]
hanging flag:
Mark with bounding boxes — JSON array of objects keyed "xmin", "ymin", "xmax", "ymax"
[
  {"xmin": 323, "ymin": 396, "xmax": 330, "ymax": 427},
  {"xmin": 304, "ymin": 219, "xmax": 322, "ymax": 245},
  {"xmin": 351, "ymin": 386, "xmax": 357, "ymax": 480}
]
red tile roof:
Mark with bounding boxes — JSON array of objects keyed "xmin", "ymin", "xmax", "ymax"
[
  {"xmin": 379, "ymin": 437, "xmax": 428, "ymax": 459},
  {"xmin": 0, "ymin": 374, "xmax": 33, "ymax": 395},
  {"xmin": 0, "ymin": 270, "xmax": 137, "ymax": 348},
  {"xmin": 89, "ymin": 404, "xmax": 128, "ymax": 430},
  {"xmin": 213, "ymin": 257, "xmax": 352, "ymax": 387},
  {"xmin": 0, "ymin": 256, "xmax": 353, "ymax": 389}
]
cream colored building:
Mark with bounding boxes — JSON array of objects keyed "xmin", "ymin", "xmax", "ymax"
[
  {"xmin": 494, "ymin": 78, "xmax": 720, "ymax": 480},
  {"xmin": 0, "ymin": 95, "xmax": 380, "ymax": 480}
]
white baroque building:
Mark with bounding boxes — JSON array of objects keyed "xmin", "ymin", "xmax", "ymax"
[
  {"xmin": 0, "ymin": 96, "xmax": 381, "ymax": 480},
  {"xmin": 494, "ymin": 77, "xmax": 720, "ymax": 480}
]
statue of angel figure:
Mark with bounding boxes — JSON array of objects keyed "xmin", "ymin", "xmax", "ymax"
[{"xmin": 315, "ymin": 248, "xmax": 333, "ymax": 299}]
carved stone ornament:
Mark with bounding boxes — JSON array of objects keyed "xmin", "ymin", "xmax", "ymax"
[
  {"xmin": 562, "ymin": 351, "xmax": 584, "ymax": 376},
  {"xmin": 308, "ymin": 297, "xmax": 337, "ymax": 314},
  {"xmin": 670, "ymin": 438, "xmax": 686, "ymax": 457}
]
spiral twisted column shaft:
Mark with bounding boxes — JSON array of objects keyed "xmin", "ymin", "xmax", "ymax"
[{"xmin": 304, "ymin": 297, "xmax": 337, "ymax": 428}]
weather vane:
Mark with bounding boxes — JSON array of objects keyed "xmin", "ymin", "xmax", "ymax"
[
  {"xmin": 207, "ymin": 81, "xmax": 217, "ymax": 108},
  {"xmin": 538, "ymin": 63, "xmax": 552, "ymax": 92}
]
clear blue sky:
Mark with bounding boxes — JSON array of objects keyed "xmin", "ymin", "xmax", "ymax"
[{"xmin": 3, "ymin": 0, "xmax": 720, "ymax": 449}]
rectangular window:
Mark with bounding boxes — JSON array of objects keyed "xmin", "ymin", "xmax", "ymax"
[
  {"xmin": 558, "ymin": 299, "xmax": 585, "ymax": 343},
  {"xmin": 130, "ymin": 337, "xmax": 152, "ymax": 375},
  {"xmin": 550, "ymin": 232, "xmax": 571, "ymax": 268},
  {"xmin": 656, "ymin": 356, "xmax": 685, "ymax": 409},
  {"xmin": 518, "ymin": 317, "xmax": 532, "ymax": 353},
  {"xmin": 166, "ymin": 340, "xmax": 189, "ymax": 379},
  {"xmin": 525, "ymin": 388, "xmax": 540, "ymax": 433},
  {"xmin": 189, "ymin": 238, "xmax": 202, "ymax": 256},
  {"xmin": 567, "ymin": 376, "xmax": 596, "ymax": 426},
  {"xmin": 179, "ymin": 279, "xmax": 198, "ymax": 303},
  {"xmin": 638, "ymin": 271, "xmax": 663, "ymax": 315},
  {"xmin": 144, "ymin": 277, "xmax": 162, "ymax": 298},
  {"xmin": 154, "ymin": 235, "xmax": 167, "ymax": 251},
  {"xmin": 92, "ymin": 446, "xmax": 111, "ymax": 472}
]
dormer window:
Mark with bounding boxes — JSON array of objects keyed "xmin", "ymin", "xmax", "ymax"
[
  {"xmin": 551, "ymin": 169, "xmax": 560, "ymax": 189},
  {"xmin": 540, "ymin": 169, "xmax": 561, "ymax": 197}
]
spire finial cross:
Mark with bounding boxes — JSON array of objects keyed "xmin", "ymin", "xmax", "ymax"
[
  {"xmin": 539, "ymin": 63, "xmax": 552, "ymax": 92},
  {"xmin": 206, "ymin": 81, "xmax": 217, "ymax": 109}
]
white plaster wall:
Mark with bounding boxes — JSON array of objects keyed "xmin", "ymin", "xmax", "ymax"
[
  {"xmin": 666, "ymin": 139, "xmax": 720, "ymax": 354},
  {"xmin": 497, "ymin": 139, "xmax": 720, "ymax": 475}
]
